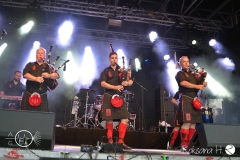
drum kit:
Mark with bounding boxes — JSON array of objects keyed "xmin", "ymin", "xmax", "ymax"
[{"xmin": 65, "ymin": 88, "xmax": 136, "ymax": 130}]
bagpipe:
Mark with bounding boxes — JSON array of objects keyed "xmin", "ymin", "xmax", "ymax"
[
  {"xmin": 110, "ymin": 44, "xmax": 132, "ymax": 82},
  {"xmin": 43, "ymin": 45, "xmax": 70, "ymax": 90}
]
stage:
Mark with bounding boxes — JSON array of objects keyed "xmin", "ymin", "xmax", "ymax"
[
  {"xmin": 55, "ymin": 126, "xmax": 170, "ymax": 149},
  {"xmin": 0, "ymin": 145, "xmax": 239, "ymax": 160}
]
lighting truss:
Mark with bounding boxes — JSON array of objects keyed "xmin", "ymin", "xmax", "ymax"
[
  {"xmin": 0, "ymin": 0, "xmax": 234, "ymax": 32},
  {"xmin": 31, "ymin": 24, "xmax": 188, "ymax": 50}
]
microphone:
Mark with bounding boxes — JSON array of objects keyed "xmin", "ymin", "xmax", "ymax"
[{"xmin": 51, "ymin": 55, "xmax": 60, "ymax": 66}]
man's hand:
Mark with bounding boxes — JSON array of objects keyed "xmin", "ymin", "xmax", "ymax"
[
  {"xmin": 195, "ymin": 84, "xmax": 205, "ymax": 90},
  {"xmin": 121, "ymin": 81, "xmax": 129, "ymax": 86},
  {"xmin": 35, "ymin": 77, "xmax": 44, "ymax": 83},
  {"xmin": 114, "ymin": 85, "xmax": 124, "ymax": 92},
  {"xmin": 203, "ymin": 82, "xmax": 207, "ymax": 87},
  {"xmin": 41, "ymin": 72, "xmax": 50, "ymax": 78}
]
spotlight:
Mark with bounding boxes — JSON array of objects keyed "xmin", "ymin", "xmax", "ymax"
[
  {"xmin": 135, "ymin": 58, "xmax": 141, "ymax": 72},
  {"xmin": 149, "ymin": 31, "xmax": 158, "ymax": 42},
  {"xmin": 58, "ymin": 21, "xmax": 73, "ymax": 46},
  {"xmin": 163, "ymin": 54, "xmax": 170, "ymax": 61},
  {"xmin": 0, "ymin": 43, "xmax": 7, "ymax": 57},
  {"xmin": 209, "ymin": 39, "xmax": 216, "ymax": 46},
  {"xmin": 20, "ymin": 21, "xmax": 34, "ymax": 34},
  {"xmin": 192, "ymin": 40, "xmax": 197, "ymax": 45}
]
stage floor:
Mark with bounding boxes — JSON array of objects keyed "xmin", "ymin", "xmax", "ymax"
[{"xmin": 0, "ymin": 145, "xmax": 239, "ymax": 160}]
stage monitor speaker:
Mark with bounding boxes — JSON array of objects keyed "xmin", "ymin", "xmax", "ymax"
[
  {"xmin": 188, "ymin": 124, "xmax": 240, "ymax": 156},
  {"xmin": 0, "ymin": 109, "xmax": 55, "ymax": 150}
]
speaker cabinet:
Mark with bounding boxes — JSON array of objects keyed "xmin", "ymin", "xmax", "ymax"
[
  {"xmin": 155, "ymin": 86, "xmax": 175, "ymax": 126},
  {"xmin": 188, "ymin": 124, "xmax": 240, "ymax": 156},
  {"xmin": 0, "ymin": 109, "xmax": 55, "ymax": 150}
]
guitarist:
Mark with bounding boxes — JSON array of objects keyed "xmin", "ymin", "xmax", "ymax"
[{"xmin": 21, "ymin": 47, "xmax": 59, "ymax": 112}]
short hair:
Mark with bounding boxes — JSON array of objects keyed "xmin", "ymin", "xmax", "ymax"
[
  {"xmin": 179, "ymin": 56, "xmax": 188, "ymax": 63},
  {"xmin": 36, "ymin": 47, "xmax": 46, "ymax": 54},
  {"xmin": 14, "ymin": 71, "xmax": 21, "ymax": 74},
  {"xmin": 109, "ymin": 52, "xmax": 117, "ymax": 58}
]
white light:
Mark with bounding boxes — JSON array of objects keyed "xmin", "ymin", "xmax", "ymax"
[
  {"xmin": 116, "ymin": 49, "xmax": 128, "ymax": 68},
  {"xmin": 58, "ymin": 21, "xmax": 73, "ymax": 46},
  {"xmin": 209, "ymin": 39, "xmax": 216, "ymax": 46},
  {"xmin": 135, "ymin": 58, "xmax": 141, "ymax": 72},
  {"xmin": 20, "ymin": 21, "xmax": 34, "ymax": 34},
  {"xmin": 149, "ymin": 31, "xmax": 158, "ymax": 42},
  {"xmin": 0, "ymin": 43, "xmax": 7, "ymax": 56},
  {"xmin": 219, "ymin": 57, "xmax": 235, "ymax": 70},
  {"xmin": 166, "ymin": 60, "xmax": 179, "ymax": 94},
  {"xmin": 163, "ymin": 54, "xmax": 170, "ymax": 61},
  {"xmin": 206, "ymin": 73, "xmax": 231, "ymax": 98},
  {"xmin": 192, "ymin": 40, "xmax": 197, "ymax": 45},
  {"xmin": 63, "ymin": 51, "xmax": 79, "ymax": 84},
  {"xmin": 79, "ymin": 46, "xmax": 98, "ymax": 87}
]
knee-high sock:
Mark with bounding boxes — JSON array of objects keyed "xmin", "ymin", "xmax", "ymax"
[
  {"xmin": 188, "ymin": 128, "xmax": 196, "ymax": 145},
  {"xmin": 180, "ymin": 128, "xmax": 189, "ymax": 148},
  {"xmin": 118, "ymin": 123, "xmax": 128, "ymax": 144},
  {"xmin": 170, "ymin": 129, "xmax": 179, "ymax": 147},
  {"xmin": 106, "ymin": 123, "xmax": 113, "ymax": 143}
]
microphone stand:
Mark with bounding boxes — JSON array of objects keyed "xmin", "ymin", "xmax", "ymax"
[{"xmin": 133, "ymin": 78, "xmax": 148, "ymax": 131}]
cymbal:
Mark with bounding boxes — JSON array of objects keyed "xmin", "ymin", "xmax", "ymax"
[
  {"xmin": 123, "ymin": 90, "xmax": 134, "ymax": 94},
  {"xmin": 80, "ymin": 88, "xmax": 96, "ymax": 92}
]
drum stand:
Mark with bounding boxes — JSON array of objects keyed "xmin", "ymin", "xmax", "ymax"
[
  {"xmin": 123, "ymin": 94, "xmax": 136, "ymax": 131},
  {"xmin": 78, "ymin": 91, "xmax": 101, "ymax": 129},
  {"xmin": 64, "ymin": 97, "xmax": 81, "ymax": 127}
]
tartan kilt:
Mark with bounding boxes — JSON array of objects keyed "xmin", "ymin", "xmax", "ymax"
[
  {"xmin": 101, "ymin": 93, "xmax": 129, "ymax": 120},
  {"xmin": 178, "ymin": 95, "xmax": 202, "ymax": 124},
  {"xmin": 20, "ymin": 91, "xmax": 49, "ymax": 112}
]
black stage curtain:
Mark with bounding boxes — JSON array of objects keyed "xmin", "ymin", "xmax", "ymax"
[{"xmin": 55, "ymin": 127, "xmax": 169, "ymax": 149}]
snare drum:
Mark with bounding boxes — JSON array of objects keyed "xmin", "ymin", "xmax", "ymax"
[
  {"xmin": 94, "ymin": 95, "xmax": 103, "ymax": 110},
  {"xmin": 87, "ymin": 104, "xmax": 98, "ymax": 119},
  {"xmin": 123, "ymin": 91, "xmax": 134, "ymax": 102}
]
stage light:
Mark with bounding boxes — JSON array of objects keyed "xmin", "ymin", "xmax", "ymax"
[
  {"xmin": 209, "ymin": 39, "xmax": 216, "ymax": 46},
  {"xmin": 116, "ymin": 49, "xmax": 127, "ymax": 68},
  {"xmin": 149, "ymin": 31, "xmax": 158, "ymax": 42},
  {"xmin": 58, "ymin": 21, "xmax": 73, "ymax": 46},
  {"xmin": 166, "ymin": 60, "xmax": 179, "ymax": 94},
  {"xmin": 206, "ymin": 73, "xmax": 231, "ymax": 98},
  {"xmin": 63, "ymin": 51, "xmax": 79, "ymax": 84},
  {"xmin": 220, "ymin": 57, "xmax": 235, "ymax": 70},
  {"xmin": 163, "ymin": 54, "xmax": 170, "ymax": 61},
  {"xmin": 135, "ymin": 58, "xmax": 141, "ymax": 72},
  {"xmin": 20, "ymin": 21, "xmax": 34, "ymax": 34},
  {"xmin": 0, "ymin": 43, "xmax": 7, "ymax": 57},
  {"xmin": 192, "ymin": 40, "xmax": 197, "ymax": 45},
  {"xmin": 79, "ymin": 46, "xmax": 97, "ymax": 87}
]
